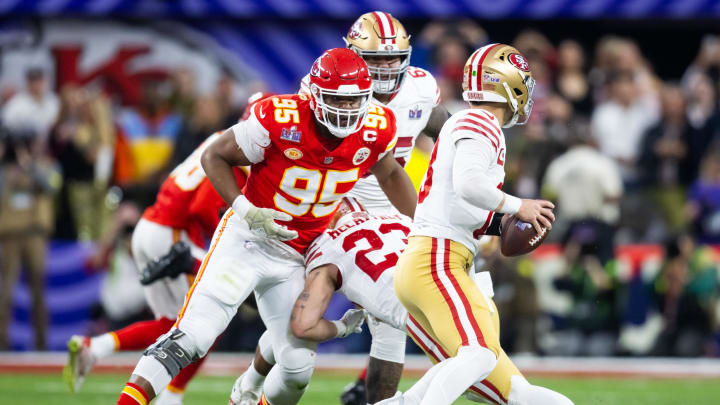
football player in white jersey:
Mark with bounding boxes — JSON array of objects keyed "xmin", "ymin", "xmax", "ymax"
[
  {"xmin": 391, "ymin": 44, "xmax": 557, "ymax": 405},
  {"xmin": 232, "ymin": 198, "xmax": 572, "ymax": 405},
  {"xmin": 232, "ymin": 12, "xmax": 450, "ymax": 405}
]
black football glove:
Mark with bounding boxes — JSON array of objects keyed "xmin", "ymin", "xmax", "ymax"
[{"xmin": 140, "ymin": 241, "xmax": 194, "ymax": 285}]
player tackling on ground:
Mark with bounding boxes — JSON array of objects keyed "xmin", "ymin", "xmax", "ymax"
[
  {"xmin": 115, "ymin": 48, "xmax": 417, "ymax": 405},
  {"xmin": 389, "ymin": 43, "xmax": 557, "ymax": 405}
]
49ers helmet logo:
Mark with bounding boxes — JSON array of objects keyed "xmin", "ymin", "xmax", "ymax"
[
  {"xmin": 348, "ymin": 19, "xmax": 363, "ymax": 40},
  {"xmin": 508, "ymin": 53, "xmax": 530, "ymax": 72}
]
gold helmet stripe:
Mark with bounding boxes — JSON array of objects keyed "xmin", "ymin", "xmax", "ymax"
[
  {"xmin": 471, "ymin": 43, "xmax": 502, "ymax": 93},
  {"xmin": 372, "ymin": 11, "xmax": 396, "ymax": 44}
]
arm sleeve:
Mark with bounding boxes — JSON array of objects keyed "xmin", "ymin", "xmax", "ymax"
[
  {"xmin": 452, "ymin": 138, "xmax": 521, "ymax": 214},
  {"xmin": 231, "ymin": 103, "xmax": 271, "ymax": 164}
]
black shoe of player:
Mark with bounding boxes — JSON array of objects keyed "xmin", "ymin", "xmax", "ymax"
[
  {"xmin": 340, "ymin": 378, "xmax": 366, "ymax": 405},
  {"xmin": 140, "ymin": 241, "xmax": 193, "ymax": 285}
]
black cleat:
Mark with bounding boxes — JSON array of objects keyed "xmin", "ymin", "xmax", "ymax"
[
  {"xmin": 340, "ymin": 378, "xmax": 366, "ymax": 405},
  {"xmin": 140, "ymin": 241, "xmax": 194, "ymax": 285}
]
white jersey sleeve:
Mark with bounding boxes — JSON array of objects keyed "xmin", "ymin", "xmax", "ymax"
[
  {"xmin": 411, "ymin": 108, "xmax": 509, "ymax": 254},
  {"xmin": 231, "ymin": 102, "xmax": 271, "ymax": 163},
  {"xmin": 305, "ymin": 214, "xmax": 411, "ymax": 330}
]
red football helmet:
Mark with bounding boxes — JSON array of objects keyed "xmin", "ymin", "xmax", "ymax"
[{"xmin": 308, "ymin": 48, "xmax": 373, "ymax": 138}]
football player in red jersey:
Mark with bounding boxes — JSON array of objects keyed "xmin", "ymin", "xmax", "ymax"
[
  {"xmin": 116, "ymin": 48, "xmax": 417, "ymax": 405},
  {"xmin": 64, "ymin": 132, "xmax": 248, "ymax": 405}
]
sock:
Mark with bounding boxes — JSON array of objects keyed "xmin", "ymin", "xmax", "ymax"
[
  {"xmin": 403, "ymin": 359, "xmax": 451, "ymax": 405},
  {"xmin": 132, "ymin": 355, "xmax": 173, "ymax": 396},
  {"xmin": 113, "ymin": 318, "xmax": 175, "ymax": 351},
  {"xmin": 90, "ymin": 333, "xmax": 117, "ymax": 359},
  {"xmin": 358, "ymin": 365, "xmax": 368, "ymax": 381},
  {"xmin": 118, "ymin": 382, "xmax": 150, "ymax": 405},
  {"xmin": 241, "ymin": 360, "xmax": 267, "ymax": 392},
  {"xmin": 259, "ymin": 393, "xmax": 271, "ymax": 405},
  {"xmin": 419, "ymin": 346, "xmax": 497, "ymax": 405},
  {"xmin": 167, "ymin": 354, "xmax": 208, "ymax": 392}
]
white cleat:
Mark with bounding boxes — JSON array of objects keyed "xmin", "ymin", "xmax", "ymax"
[
  {"xmin": 229, "ymin": 371, "xmax": 262, "ymax": 405},
  {"xmin": 62, "ymin": 335, "xmax": 97, "ymax": 393},
  {"xmin": 375, "ymin": 391, "xmax": 404, "ymax": 405}
]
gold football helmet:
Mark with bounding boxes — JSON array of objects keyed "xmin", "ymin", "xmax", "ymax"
[
  {"xmin": 462, "ymin": 43, "xmax": 535, "ymax": 128},
  {"xmin": 344, "ymin": 11, "xmax": 411, "ymax": 95}
]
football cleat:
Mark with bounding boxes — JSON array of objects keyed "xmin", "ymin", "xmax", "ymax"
[
  {"xmin": 63, "ymin": 335, "xmax": 96, "ymax": 393},
  {"xmin": 340, "ymin": 378, "xmax": 367, "ymax": 405},
  {"xmin": 371, "ymin": 390, "xmax": 404, "ymax": 404},
  {"xmin": 228, "ymin": 371, "xmax": 262, "ymax": 405},
  {"xmin": 462, "ymin": 43, "xmax": 535, "ymax": 128},
  {"xmin": 140, "ymin": 241, "xmax": 194, "ymax": 285}
]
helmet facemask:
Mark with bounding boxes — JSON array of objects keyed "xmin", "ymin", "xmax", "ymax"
[
  {"xmin": 311, "ymin": 83, "xmax": 372, "ymax": 138},
  {"xmin": 354, "ymin": 47, "xmax": 412, "ymax": 95},
  {"xmin": 504, "ymin": 73, "xmax": 535, "ymax": 127}
]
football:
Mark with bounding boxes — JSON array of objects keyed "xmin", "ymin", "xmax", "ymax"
[{"xmin": 500, "ymin": 215, "xmax": 550, "ymax": 256}]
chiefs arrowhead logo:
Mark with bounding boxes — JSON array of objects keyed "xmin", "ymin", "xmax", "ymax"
[
  {"xmin": 352, "ymin": 147, "xmax": 371, "ymax": 165},
  {"xmin": 508, "ymin": 53, "xmax": 530, "ymax": 72}
]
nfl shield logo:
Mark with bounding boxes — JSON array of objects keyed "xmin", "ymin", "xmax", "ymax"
[
  {"xmin": 323, "ymin": 157, "xmax": 334, "ymax": 164},
  {"xmin": 409, "ymin": 105, "xmax": 422, "ymax": 120}
]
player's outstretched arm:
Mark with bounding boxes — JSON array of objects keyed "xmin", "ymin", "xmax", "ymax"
[
  {"xmin": 290, "ymin": 265, "xmax": 340, "ymax": 341},
  {"xmin": 371, "ymin": 153, "xmax": 417, "ymax": 218},
  {"xmin": 290, "ymin": 265, "xmax": 365, "ymax": 341}
]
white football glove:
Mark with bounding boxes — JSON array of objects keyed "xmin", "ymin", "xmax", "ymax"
[
  {"xmin": 233, "ymin": 195, "xmax": 298, "ymax": 241},
  {"xmin": 332, "ymin": 308, "xmax": 367, "ymax": 338}
]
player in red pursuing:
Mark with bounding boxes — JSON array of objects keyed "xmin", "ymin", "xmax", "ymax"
[
  {"xmin": 115, "ymin": 48, "xmax": 417, "ymax": 405},
  {"xmin": 64, "ymin": 132, "xmax": 247, "ymax": 405}
]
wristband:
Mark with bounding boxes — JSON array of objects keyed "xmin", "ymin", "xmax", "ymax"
[
  {"xmin": 331, "ymin": 320, "xmax": 347, "ymax": 338},
  {"xmin": 231, "ymin": 194, "xmax": 252, "ymax": 218},
  {"xmin": 498, "ymin": 194, "xmax": 521, "ymax": 215}
]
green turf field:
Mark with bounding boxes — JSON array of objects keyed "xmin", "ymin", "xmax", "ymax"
[{"xmin": 0, "ymin": 372, "xmax": 718, "ymax": 405}]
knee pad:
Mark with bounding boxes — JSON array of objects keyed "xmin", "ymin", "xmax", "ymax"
[
  {"xmin": 276, "ymin": 346, "xmax": 316, "ymax": 389},
  {"xmin": 144, "ymin": 329, "xmax": 198, "ymax": 378},
  {"xmin": 369, "ymin": 317, "xmax": 407, "ymax": 364},
  {"xmin": 258, "ymin": 330, "xmax": 276, "ymax": 365}
]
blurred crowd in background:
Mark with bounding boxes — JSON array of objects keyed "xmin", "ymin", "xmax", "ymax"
[{"xmin": 0, "ymin": 18, "xmax": 719, "ymax": 359}]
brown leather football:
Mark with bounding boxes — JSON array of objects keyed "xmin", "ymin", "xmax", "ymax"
[{"xmin": 500, "ymin": 215, "xmax": 550, "ymax": 256}]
